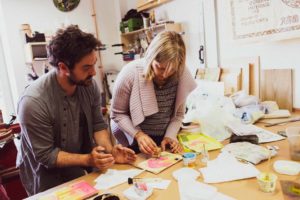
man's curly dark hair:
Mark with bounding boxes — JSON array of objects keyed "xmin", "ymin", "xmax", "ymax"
[{"xmin": 47, "ymin": 25, "xmax": 101, "ymax": 70}]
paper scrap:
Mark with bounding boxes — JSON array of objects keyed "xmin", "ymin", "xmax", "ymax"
[
  {"xmin": 199, "ymin": 152, "xmax": 260, "ymax": 183},
  {"xmin": 147, "ymin": 180, "xmax": 171, "ymax": 190},
  {"xmin": 94, "ymin": 169, "xmax": 143, "ymax": 190}
]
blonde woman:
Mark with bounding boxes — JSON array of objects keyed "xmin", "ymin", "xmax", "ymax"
[{"xmin": 110, "ymin": 31, "xmax": 196, "ymax": 156}]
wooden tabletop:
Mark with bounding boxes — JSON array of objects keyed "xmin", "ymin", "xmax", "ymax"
[{"xmin": 27, "ymin": 120, "xmax": 300, "ymax": 200}]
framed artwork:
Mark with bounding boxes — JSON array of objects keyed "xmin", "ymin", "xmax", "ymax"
[
  {"xmin": 133, "ymin": 152, "xmax": 182, "ymax": 174},
  {"xmin": 230, "ymin": 0, "xmax": 300, "ymax": 42},
  {"xmin": 53, "ymin": 0, "xmax": 80, "ymax": 12}
]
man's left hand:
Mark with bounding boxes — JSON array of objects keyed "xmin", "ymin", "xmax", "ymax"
[{"xmin": 112, "ymin": 144, "xmax": 137, "ymax": 164}]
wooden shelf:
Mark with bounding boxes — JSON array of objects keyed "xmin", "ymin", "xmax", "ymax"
[
  {"xmin": 120, "ymin": 23, "xmax": 182, "ymax": 53},
  {"xmin": 137, "ymin": 0, "xmax": 171, "ymax": 12},
  {"xmin": 121, "ymin": 24, "xmax": 165, "ymax": 36}
]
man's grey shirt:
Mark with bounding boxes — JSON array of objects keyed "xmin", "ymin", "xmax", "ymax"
[{"xmin": 17, "ymin": 70, "xmax": 107, "ymax": 195}]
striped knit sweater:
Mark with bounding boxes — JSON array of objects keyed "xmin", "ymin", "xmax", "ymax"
[
  {"xmin": 139, "ymin": 78, "xmax": 178, "ymax": 136},
  {"xmin": 110, "ymin": 58, "xmax": 197, "ymax": 146}
]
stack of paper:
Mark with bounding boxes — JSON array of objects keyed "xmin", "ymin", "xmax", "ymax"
[
  {"xmin": 94, "ymin": 169, "xmax": 143, "ymax": 190},
  {"xmin": 199, "ymin": 152, "xmax": 260, "ymax": 183},
  {"xmin": 226, "ymin": 122, "xmax": 285, "ymax": 143}
]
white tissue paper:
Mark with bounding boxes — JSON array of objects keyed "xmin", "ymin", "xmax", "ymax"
[
  {"xmin": 173, "ymin": 168, "xmax": 235, "ymax": 200},
  {"xmin": 94, "ymin": 169, "xmax": 144, "ymax": 190},
  {"xmin": 199, "ymin": 152, "xmax": 260, "ymax": 183},
  {"xmin": 172, "ymin": 167, "xmax": 200, "ymax": 181}
]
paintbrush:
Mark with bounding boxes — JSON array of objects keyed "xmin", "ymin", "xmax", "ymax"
[{"xmin": 265, "ymin": 149, "xmax": 272, "ymax": 181}]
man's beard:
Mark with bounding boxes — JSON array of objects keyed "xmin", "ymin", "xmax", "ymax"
[{"xmin": 68, "ymin": 72, "xmax": 93, "ymax": 86}]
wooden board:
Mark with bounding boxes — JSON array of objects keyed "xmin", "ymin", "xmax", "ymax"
[
  {"xmin": 260, "ymin": 69, "xmax": 293, "ymax": 111},
  {"xmin": 222, "ymin": 56, "xmax": 260, "ymax": 97},
  {"xmin": 195, "ymin": 68, "xmax": 221, "ymax": 81},
  {"xmin": 219, "ymin": 68, "xmax": 242, "ymax": 96}
]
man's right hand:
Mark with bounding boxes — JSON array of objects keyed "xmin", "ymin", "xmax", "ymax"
[
  {"xmin": 89, "ymin": 146, "xmax": 115, "ymax": 170},
  {"xmin": 135, "ymin": 131, "xmax": 157, "ymax": 155}
]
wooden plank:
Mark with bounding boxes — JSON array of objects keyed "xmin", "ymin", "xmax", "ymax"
[
  {"xmin": 137, "ymin": 0, "xmax": 171, "ymax": 12},
  {"xmin": 221, "ymin": 56, "xmax": 260, "ymax": 97},
  {"xmin": 220, "ymin": 63, "xmax": 248, "ymax": 95},
  {"xmin": 219, "ymin": 68, "xmax": 242, "ymax": 96},
  {"xmin": 195, "ymin": 68, "xmax": 221, "ymax": 81},
  {"xmin": 249, "ymin": 57, "xmax": 260, "ymax": 98},
  {"xmin": 260, "ymin": 69, "xmax": 293, "ymax": 111}
]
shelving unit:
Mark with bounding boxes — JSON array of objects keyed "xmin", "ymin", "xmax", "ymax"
[
  {"xmin": 137, "ymin": 0, "xmax": 171, "ymax": 12},
  {"xmin": 120, "ymin": 23, "xmax": 182, "ymax": 52}
]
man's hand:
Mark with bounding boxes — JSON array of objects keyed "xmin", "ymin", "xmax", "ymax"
[
  {"xmin": 112, "ymin": 144, "xmax": 137, "ymax": 164},
  {"xmin": 135, "ymin": 131, "xmax": 157, "ymax": 155},
  {"xmin": 161, "ymin": 137, "xmax": 183, "ymax": 153},
  {"xmin": 89, "ymin": 146, "xmax": 115, "ymax": 170}
]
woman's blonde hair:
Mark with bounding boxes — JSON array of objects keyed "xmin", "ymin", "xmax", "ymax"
[{"xmin": 144, "ymin": 31, "xmax": 186, "ymax": 80}]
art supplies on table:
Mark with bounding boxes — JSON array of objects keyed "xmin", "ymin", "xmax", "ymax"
[
  {"xmin": 199, "ymin": 152, "xmax": 260, "ymax": 184},
  {"xmin": 128, "ymin": 177, "xmax": 171, "ymax": 190},
  {"xmin": 222, "ymin": 142, "xmax": 277, "ymax": 165},
  {"xmin": 123, "ymin": 185, "xmax": 153, "ymax": 200},
  {"xmin": 182, "ymin": 152, "xmax": 197, "ymax": 167},
  {"xmin": 226, "ymin": 122, "xmax": 285, "ymax": 143},
  {"xmin": 39, "ymin": 180, "xmax": 98, "ymax": 200},
  {"xmin": 94, "ymin": 169, "xmax": 143, "ymax": 190},
  {"xmin": 280, "ymin": 180, "xmax": 300, "ymax": 200},
  {"xmin": 178, "ymin": 132, "xmax": 223, "ymax": 153},
  {"xmin": 256, "ymin": 172, "xmax": 277, "ymax": 193},
  {"xmin": 201, "ymin": 144, "xmax": 210, "ymax": 164},
  {"xmin": 133, "ymin": 151, "xmax": 182, "ymax": 174}
]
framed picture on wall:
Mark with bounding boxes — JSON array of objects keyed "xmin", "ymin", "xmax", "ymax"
[{"xmin": 53, "ymin": 0, "xmax": 80, "ymax": 12}]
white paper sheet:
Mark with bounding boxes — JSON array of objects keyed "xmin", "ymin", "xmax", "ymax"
[
  {"xmin": 178, "ymin": 179, "xmax": 235, "ymax": 200},
  {"xmin": 146, "ymin": 180, "xmax": 171, "ymax": 190},
  {"xmin": 94, "ymin": 169, "xmax": 144, "ymax": 190},
  {"xmin": 199, "ymin": 152, "xmax": 260, "ymax": 183},
  {"xmin": 226, "ymin": 122, "xmax": 285, "ymax": 143}
]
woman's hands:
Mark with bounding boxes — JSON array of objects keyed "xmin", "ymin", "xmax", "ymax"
[
  {"xmin": 135, "ymin": 132, "xmax": 183, "ymax": 155},
  {"xmin": 161, "ymin": 137, "xmax": 183, "ymax": 153},
  {"xmin": 135, "ymin": 131, "xmax": 157, "ymax": 155}
]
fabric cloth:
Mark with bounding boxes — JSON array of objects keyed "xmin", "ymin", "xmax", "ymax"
[
  {"xmin": 17, "ymin": 69, "xmax": 107, "ymax": 195},
  {"xmin": 110, "ymin": 58, "xmax": 197, "ymax": 146}
]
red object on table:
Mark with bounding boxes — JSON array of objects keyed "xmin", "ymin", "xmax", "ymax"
[{"xmin": 0, "ymin": 123, "xmax": 28, "ymax": 199}]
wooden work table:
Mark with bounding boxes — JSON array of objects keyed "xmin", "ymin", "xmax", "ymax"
[{"xmin": 27, "ymin": 120, "xmax": 300, "ymax": 200}]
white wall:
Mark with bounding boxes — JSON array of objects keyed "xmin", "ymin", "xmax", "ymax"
[
  {"xmin": 216, "ymin": 0, "xmax": 300, "ymax": 108},
  {"xmin": 116, "ymin": 0, "xmax": 204, "ymax": 75},
  {"xmin": 0, "ymin": 0, "xmax": 123, "ymax": 113},
  {"xmin": 0, "ymin": 0, "xmax": 18, "ymax": 121},
  {"xmin": 154, "ymin": 0, "xmax": 203, "ymax": 74}
]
